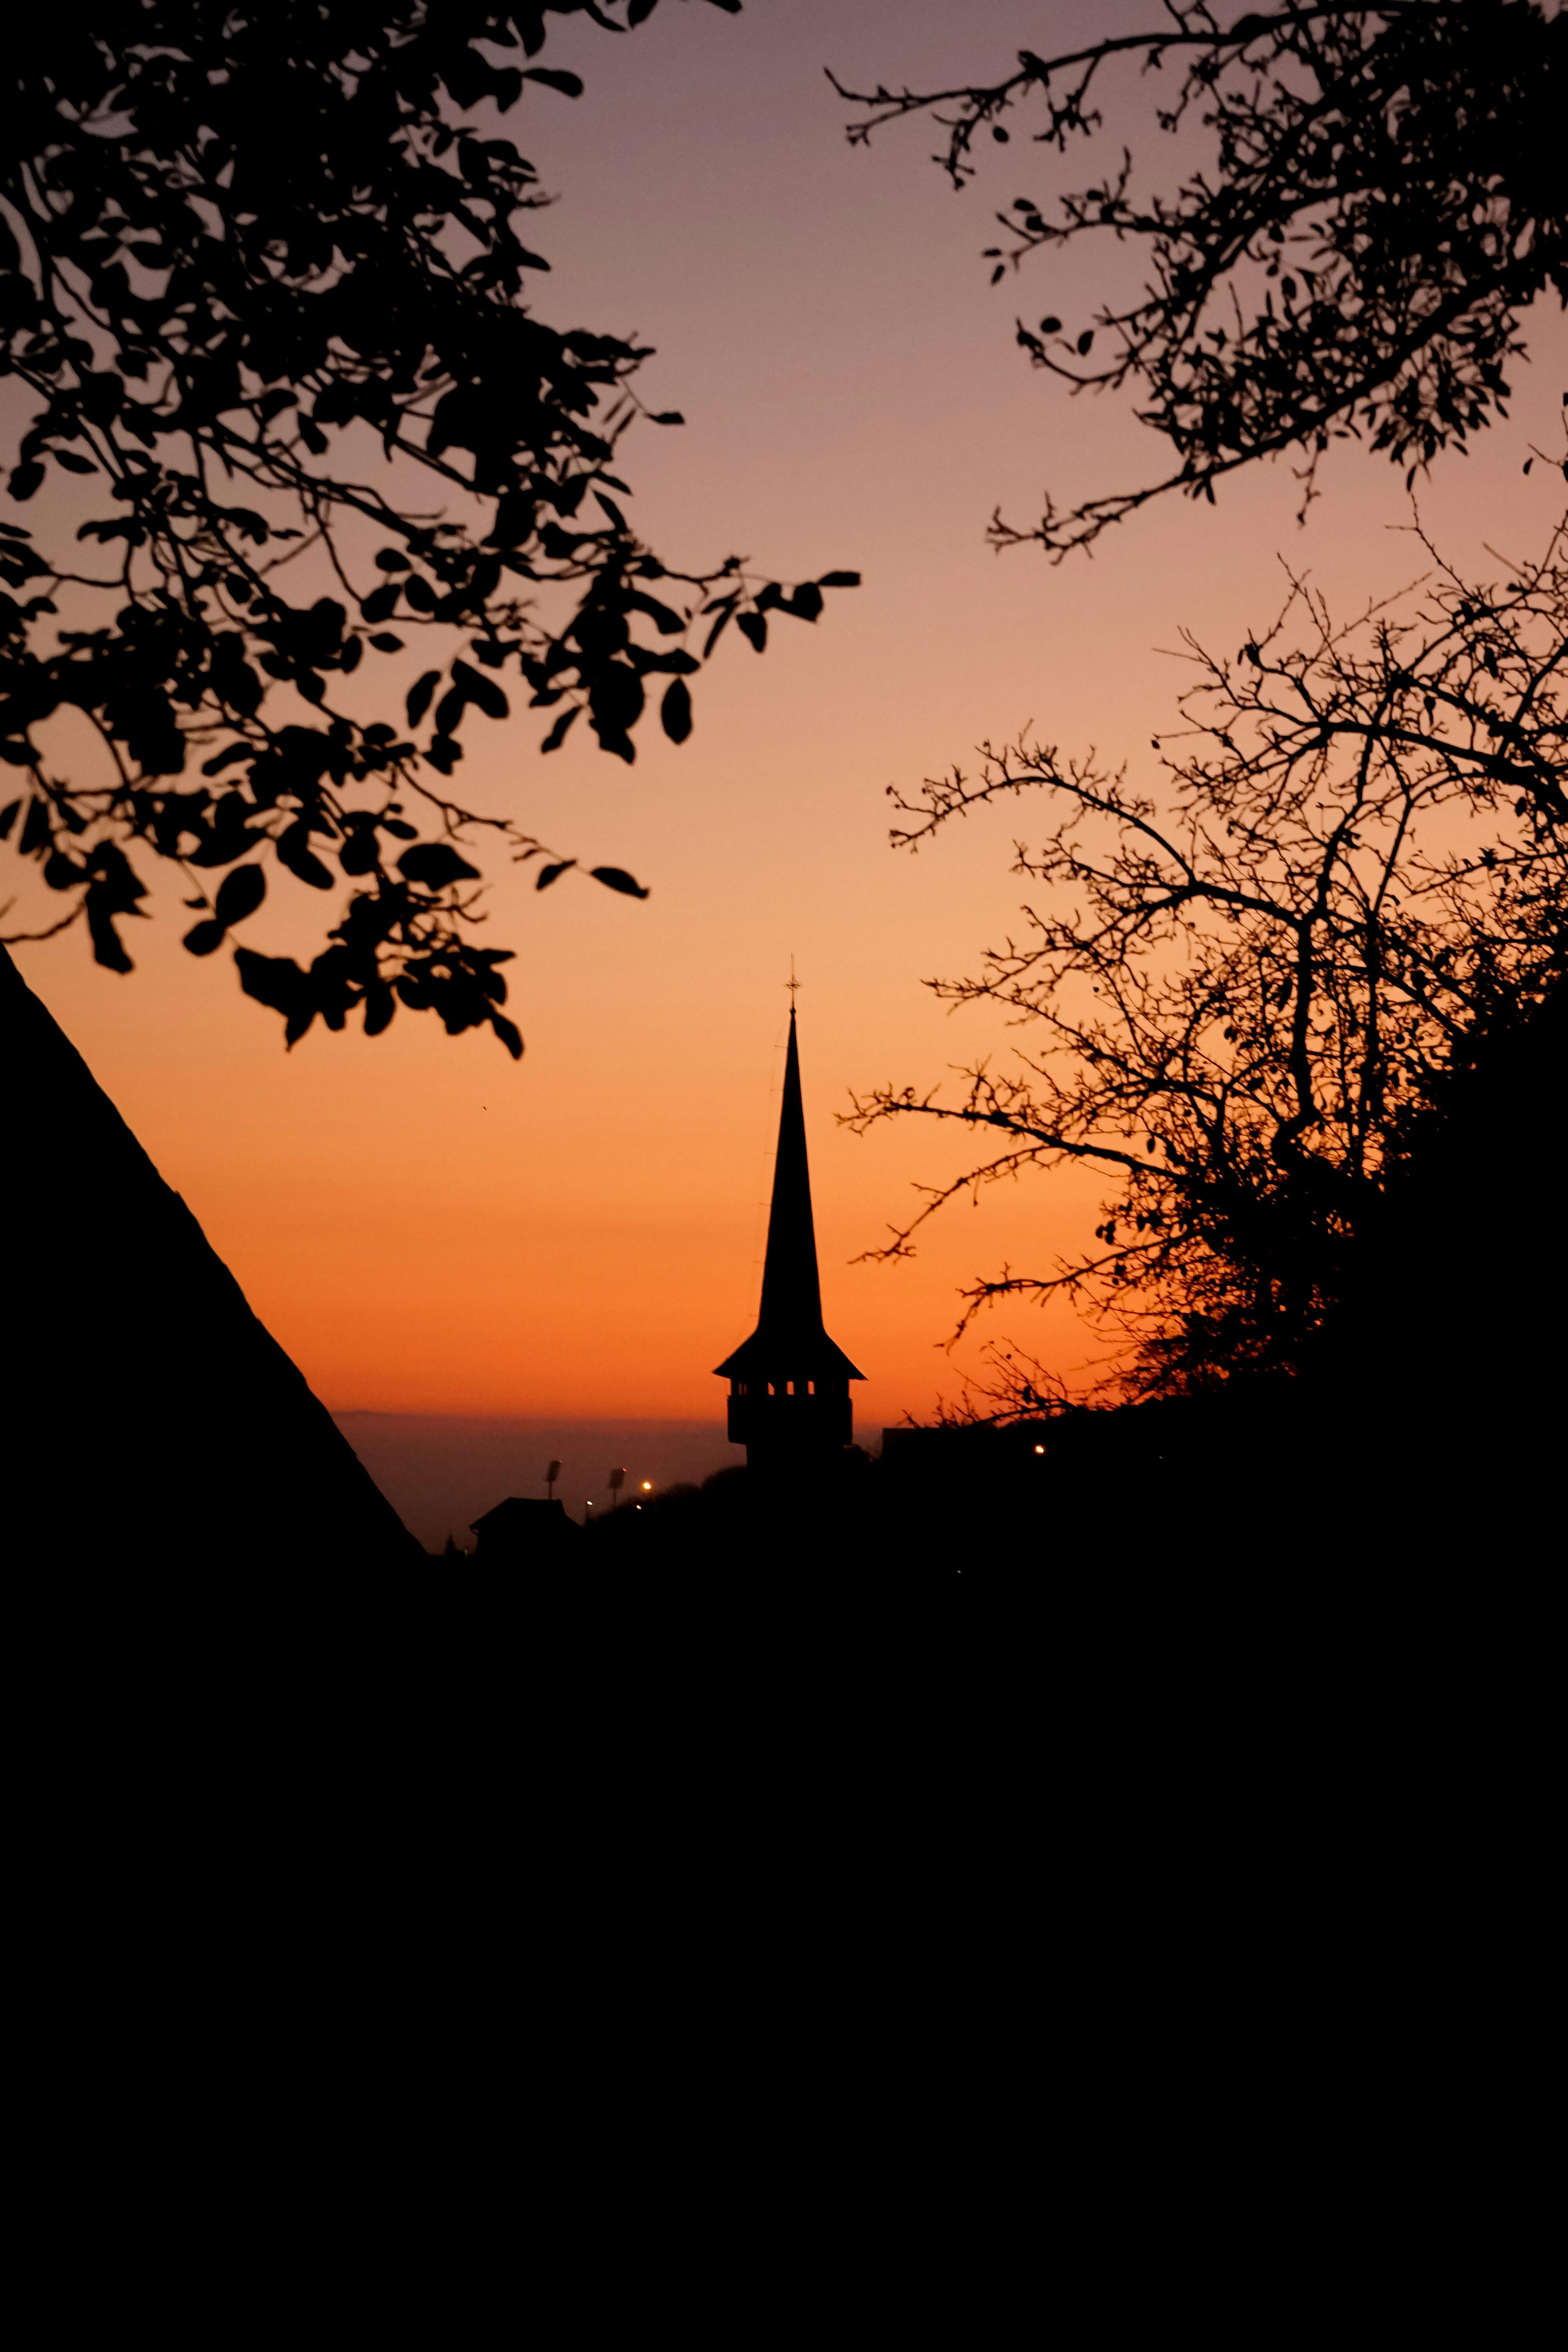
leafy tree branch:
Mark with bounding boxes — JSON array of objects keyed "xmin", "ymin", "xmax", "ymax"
[
  {"xmin": 1, "ymin": 0, "xmax": 855, "ymax": 1051},
  {"xmin": 834, "ymin": 3, "xmax": 1566, "ymax": 555}
]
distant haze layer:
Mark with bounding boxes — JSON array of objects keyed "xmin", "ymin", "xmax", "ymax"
[{"xmin": 335, "ymin": 1414, "xmax": 737, "ymax": 1549}]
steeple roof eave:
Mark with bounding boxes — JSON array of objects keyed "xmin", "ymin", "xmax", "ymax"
[{"xmin": 713, "ymin": 1327, "xmax": 865, "ymax": 1382}]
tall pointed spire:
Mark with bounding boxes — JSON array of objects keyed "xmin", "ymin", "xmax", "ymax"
[
  {"xmin": 715, "ymin": 997, "xmax": 863, "ymax": 1467},
  {"xmin": 755, "ymin": 1007, "xmax": 825, "ymax": 1341}
]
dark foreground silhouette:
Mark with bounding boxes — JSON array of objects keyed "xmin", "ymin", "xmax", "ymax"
[
  {"xmin": 461, "ymin": 1350, "xmax": 1554, "ymax": 1570},
  {"xmin": 4, "ymin": 945, "xmax": 423, "ymax": 1567},
  {"xmin": 463, "ymin": 1409, "xmax": 1272, "ymax": 1571}
]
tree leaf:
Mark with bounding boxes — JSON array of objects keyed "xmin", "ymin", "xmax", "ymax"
[
  {"xmin": 535, "ymin": 859, "xmax": 575, "ymax": 889},
  {"xmin": 661, "ymin": 677, "xmax": 692, "ymax": 742},
  {"xmin": 276, "ymin": 822, "xmax": 334, "ymax": 889},
  {"xmin": 363, "ymin": 983, "xmax": 396, "ymax": 1037},
  {"xmin": 590, "ymin": 865, "xmax": 649, "ymax": 899},
  {"xmin": 702, "ymin": 599, "xmax": 737, "ymax": 657},
  {"xmin": 235, "ymin": 949, "xmax": 312, "ymax": 1038},
  {"xmin": 540, "ymin": 705, "xmax": 581, "ymax": 753},
  {"xmin": 182, "ymin": 918, "xmax": 227, "ymax": 956},
  {"xmin": 407, "ymin": 670, "xmax": 441, "ymax": 727},
  {"xmin": 452, "ymin": 659, "xmax": 508, "ymax": 719},
  {"xmin": 87, "ymin": 905, "xmax": 134, "ymax": 972},
  {"xmin": 214, "ymin": 863, "xmax": 266, "ymax": 926},
  {"xmin": 338, "ymin": 828, "xmax": 379, "ymax": 875},
  {"xmin": 628, "ymin": 591, "xmax": 685, "ymax": 634},
  {"xmin": 398, "ymin": 841, "xmax": 482, "ymax": 887}
]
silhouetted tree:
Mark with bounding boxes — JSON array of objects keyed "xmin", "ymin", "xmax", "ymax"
[
  {"xmin": 1, "ymin": 0, "xmax": 854, "ymax": 1049},
  {"xmin": 836, "ymin": 3, "xmax": 1566, "ymax": 557},
  {"xmin": 847, "ymin": 512, "xmax": 1568, "ymax": 1399}
]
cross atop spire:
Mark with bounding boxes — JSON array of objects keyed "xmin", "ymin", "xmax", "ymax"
[{"xmin": 786, "ymin": 956, "xmax": 800, "ymax": 1005}]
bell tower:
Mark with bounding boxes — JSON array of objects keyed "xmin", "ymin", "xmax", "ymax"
[{"xmin": 715, "ymin": 991, "xmax": 864, "ymax": 1469}]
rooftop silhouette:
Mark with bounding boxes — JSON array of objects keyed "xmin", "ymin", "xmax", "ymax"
[{"xmin": 3, "ymin": 942, "xmax": 423, "ymax": 1566}]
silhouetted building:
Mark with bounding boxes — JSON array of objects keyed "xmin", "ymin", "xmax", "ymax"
[
  {"xmin": 716, "ymin": 1004, "xmax": 863, "ymax": 1471},
  {"xmin": 470, "ymin": 1497, "xmax": 581, "ymax": 1560}
]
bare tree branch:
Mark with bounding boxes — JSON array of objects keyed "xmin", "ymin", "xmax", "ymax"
[{"xmin": 847, "ymin": 512, "xmax": 1568, "ymax": 1396}]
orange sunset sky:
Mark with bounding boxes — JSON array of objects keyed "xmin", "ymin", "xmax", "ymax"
[{"xmin": 10, "ymin": 0, "xmax": 1565, "ymax": 1443}]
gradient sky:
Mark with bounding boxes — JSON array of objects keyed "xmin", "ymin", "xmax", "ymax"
[{"xmin": 11, "ymin": 0, "xmax": 1565, "ymax": 1439}]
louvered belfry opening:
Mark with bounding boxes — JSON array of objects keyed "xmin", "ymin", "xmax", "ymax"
[{"xmin": 715, "ymin": 1005, "xmax": 864, "ymax": 1468}]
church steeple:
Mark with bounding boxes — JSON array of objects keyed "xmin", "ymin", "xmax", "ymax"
[
  {"xmin": 757, "ymin": 1006, "xmax": 825, "ymax": 1339},
  {"xmin": 715, "ymin": 1001, "xmax": 864, "ymax": 1465}
]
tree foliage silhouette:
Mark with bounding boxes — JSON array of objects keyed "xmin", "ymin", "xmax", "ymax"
[
  {"xmin": 847, "ymin": 513, "xmax": 1568, "ymax": 1399},
  {"xmin": 836, "ymin": 2, "xmax": 1566, "ymax": 557},
  {"xmin": 0, "ymin": 0, "xmax": 855, "ymax": 1052}
]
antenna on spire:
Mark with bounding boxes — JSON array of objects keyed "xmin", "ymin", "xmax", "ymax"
[{"xmin": 786, "ymin": 955, "xmax": 800, "ymax": 1006}]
